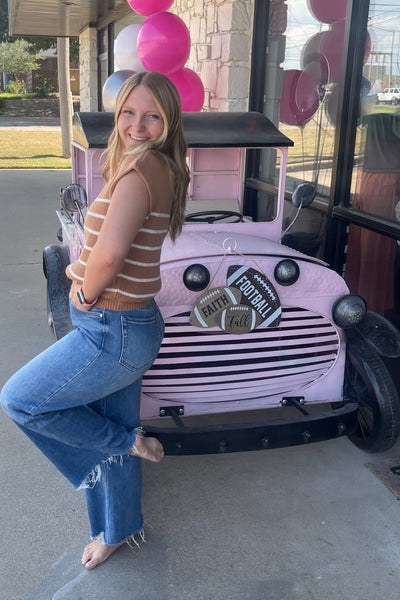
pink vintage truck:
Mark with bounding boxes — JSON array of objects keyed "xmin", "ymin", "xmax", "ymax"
[{"xmin": 43, "ymin": 111, "xmax": 400, "ymax": 455}]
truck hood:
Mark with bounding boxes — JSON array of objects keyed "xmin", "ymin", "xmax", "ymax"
[{"xmin": 161, "ymin": 229, "xmax": 327, "ymax": 266}]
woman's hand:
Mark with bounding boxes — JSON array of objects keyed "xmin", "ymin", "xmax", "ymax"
[{"xmin": 69, "ymin": 282, "xmax": 92, "ymax": 311}]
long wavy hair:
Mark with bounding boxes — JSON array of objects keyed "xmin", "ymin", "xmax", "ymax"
[{"xmin": 102, "ymin": 71, "xmax": 190, "ymax": 242}]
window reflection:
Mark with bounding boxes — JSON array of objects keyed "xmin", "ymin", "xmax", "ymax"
[{"xmin": 345, "ymin": 1, "xmax": 400, "ymax": 319}]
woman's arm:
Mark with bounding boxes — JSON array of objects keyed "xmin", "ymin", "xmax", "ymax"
[{"xmin": 72, "ymin": 169, "xmax": 150, "ymax": 308}]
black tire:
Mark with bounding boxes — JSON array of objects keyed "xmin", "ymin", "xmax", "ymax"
[
  {"xmin": 43, "ymin": 245, "xmax": 72, "ymax": 337},
  {"xmin": 344, "ymin": 336, "xmax": 400, "ymax": 452}
]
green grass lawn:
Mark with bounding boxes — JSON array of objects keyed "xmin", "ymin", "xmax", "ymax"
[{"xmin": 0, "ymin": 130, "xmax": 71, "ymax": 169}]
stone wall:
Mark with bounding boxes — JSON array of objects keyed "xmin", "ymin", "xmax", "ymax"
[
  {"xmin": 77, "ymin": 1, "xmax": 255, "ymax": 112},
  {"xmin": 171, "ymin": 0, "xmax": 254, "ymax": 111}
]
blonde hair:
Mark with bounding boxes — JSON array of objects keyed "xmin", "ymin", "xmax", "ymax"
[{"xmin": 102, "ymin": 71, "xmax": 190, "ymax": 242}]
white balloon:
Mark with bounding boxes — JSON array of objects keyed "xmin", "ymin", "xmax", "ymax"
[
  {"xmin": 114, "ymin": 23, "xmax": 145, "ymax": 72},
  {"xmin": 102, "ymin": 70, "xmax": 136, "ymax": 112}
]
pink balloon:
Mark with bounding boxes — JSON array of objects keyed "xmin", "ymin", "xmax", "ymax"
[
  {"xmin": 307, "ymin": 0, "xmax": 347, "ymax": 24},
  {"xmin": 137, "ymin": 12, "xmax": 191, "ymax": 75},
  {"xmin": 126, "ymin": 0, "xmax": 174, "ymax": 16},
  {"xmin": 168, "ymin": 68, "xmax": 205, "ymax": 112},
  {"xmin": 280, "ymin": 69, "xmax": 319, "ymax": 127}
]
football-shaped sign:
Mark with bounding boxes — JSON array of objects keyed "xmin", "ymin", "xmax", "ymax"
[
  {"xmin": 227, "ymin": 265, "xmax": 281, "ymax": 327},
  {"xmin": 189, "ymin": 286, "xmax": 242, "ymax": 328},
  {"xmin": 221, "ymin": 304, "xmax": 259, "ymax": 334}
]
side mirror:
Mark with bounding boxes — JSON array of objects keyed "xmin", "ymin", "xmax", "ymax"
[
  {"xmin": 292, "ymin": 182, "xmax": 316, "ymax": 208},
  {"xmin": 60, "ymin": 183, "xmax": 88, "ymax": 223},
  {"xmin": 281, "ymin": 182, "xmax": 316, "ymax": 241}
]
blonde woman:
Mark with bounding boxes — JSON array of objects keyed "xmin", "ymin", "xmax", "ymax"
[{"xmin": 1, "ymin": 72, "xmax": 190, "ymax": 569}]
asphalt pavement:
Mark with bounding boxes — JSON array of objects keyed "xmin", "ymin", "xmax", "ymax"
[
  {"xmin": 1, "ymin": 163, "xmax": 400, "ymax": 599},
  {"xmin": 0, "ymin": 116, "xmax": 61, "ymax": 129}
]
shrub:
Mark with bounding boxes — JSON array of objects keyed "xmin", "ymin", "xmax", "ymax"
[
  {"xmin": 7, "ymin": 79, "xmax": 27, "ymax": 95},
  {"xmin": 33, "ymin": 74, "xmax": 56, "ymax": 97}
]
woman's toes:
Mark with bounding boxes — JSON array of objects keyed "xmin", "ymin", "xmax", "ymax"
[
  {"xmin": 81, "ymin": 539, "xmax": 121, "ymax": 570},
  {"xmin": 128, "ymin": 435, "xmax": 164, "ymax": 462}
]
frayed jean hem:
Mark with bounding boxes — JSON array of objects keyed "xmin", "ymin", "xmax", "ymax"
[{"xmin": 91, "ymin": 527, "xmax": 146, "ymax": 548}]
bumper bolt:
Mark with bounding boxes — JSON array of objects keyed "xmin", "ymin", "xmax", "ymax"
[{"xmin": 302, "ymin": 431, "xmax": 311, "ymax": 442}]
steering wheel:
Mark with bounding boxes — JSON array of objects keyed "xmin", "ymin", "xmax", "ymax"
[{"xmin": 185, "ymin": 210, "xmax": 243, "ymax": 224}]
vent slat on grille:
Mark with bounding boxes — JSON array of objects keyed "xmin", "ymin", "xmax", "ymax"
[{"xmin": 142, "ymin": 308, "xmax": 340, "ymax": 403}]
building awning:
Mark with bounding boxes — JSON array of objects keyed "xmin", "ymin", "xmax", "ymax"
[{"xmin": 8, "ymin": 0, "xmax": 132, "ymax": 37}]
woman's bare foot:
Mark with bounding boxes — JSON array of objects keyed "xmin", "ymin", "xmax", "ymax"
[
  {"xmin": 82, "ymin": 539, "xmax": 122, "ymax": 570},
  {"xmin": 128, "ymin": 431, "xmax": 164, "ymax": 462}
]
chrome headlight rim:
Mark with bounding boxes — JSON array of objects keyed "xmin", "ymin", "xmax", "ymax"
[
  {"xmin": 183, "ymin": 263, "xmax": 211, "ymax": 291},
  {"xmin": 332, "ymin": 294, "xmax": 367, "ymax": 329},
  {"xmin": 274, "ymin": 259, "xmax": 300, "ymax": 286}
]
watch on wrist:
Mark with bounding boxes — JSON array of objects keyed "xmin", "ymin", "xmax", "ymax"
[{"xmin": 76, "ymin": 286, "xmax": 98, "ymax": 307}]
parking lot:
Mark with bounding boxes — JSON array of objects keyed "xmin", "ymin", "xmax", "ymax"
[{"xmin": 1, "ymin": 168, "xmax": 400, "ymax": 599}]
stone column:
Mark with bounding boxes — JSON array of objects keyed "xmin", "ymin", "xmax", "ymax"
[{"xmin": 79, "ymin": 27, "xmax": 98, "ymax": 111}]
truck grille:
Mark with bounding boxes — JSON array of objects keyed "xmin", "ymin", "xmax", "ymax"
[{"xmin": 142, "ymin": 307, "xmax": 340, "ymax": 403}]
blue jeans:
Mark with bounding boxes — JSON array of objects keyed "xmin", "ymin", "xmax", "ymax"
[{"xmin": 0, "ymin": 299, "xmax": 164, "ymax": 545}]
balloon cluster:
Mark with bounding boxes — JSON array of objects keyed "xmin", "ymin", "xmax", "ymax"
[
  {"xmin": 280, "ymin": 0, "xmax": 371, "ymax": 127},
  {"xmin": 102, "ymin": 0, "xmax": 205, "ymax": 113}
]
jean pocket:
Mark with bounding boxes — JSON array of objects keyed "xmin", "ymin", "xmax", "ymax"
[{"xmin": 119, "ymin": 314, "xmax": 161, "ymax": 372}]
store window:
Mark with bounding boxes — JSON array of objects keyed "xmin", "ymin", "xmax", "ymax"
[
  {"xmin": 345, "ymin": 1, "xmax": 400, "ymax": 321},
  {"xmin": 256, "ymin": 0, "xmax": 371, "ymax": 258},
  {"xmin": 98, "ymin": 26, "xmax": 113, "ymax": 110}
]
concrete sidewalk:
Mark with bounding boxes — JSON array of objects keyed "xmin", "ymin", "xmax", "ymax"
[
  {"xmin": 1, "ymin": 169, "xmax": 400, "ymax": 600},
  {"xmin": 0, "ymin": 115, "xmax": 61, "ymax": 129}
]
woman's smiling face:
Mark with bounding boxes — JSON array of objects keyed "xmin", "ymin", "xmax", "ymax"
[{"xmin": 117, "ymin": 84, "xmax": 165, "ymax": 148}]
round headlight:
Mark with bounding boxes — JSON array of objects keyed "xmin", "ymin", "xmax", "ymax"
[
  {"xmin": 274, "ymin": 259, "xmax": 300, "ymax": 286},
  {"xmin": 183, "ymin": 264, "xmax": 210, "ymax": 291},
  {"xmin": 332, "ymin": 294, "xmax": 367, "ymax": 329}
]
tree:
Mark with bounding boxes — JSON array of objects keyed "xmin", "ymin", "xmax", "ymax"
[
  {"xmin": 0, "ymin": 39, "xmax": 41, "ymax": 79},
  {"xmin": 0, "ymin": 0, "xmax": 11, "ymax": 42}
]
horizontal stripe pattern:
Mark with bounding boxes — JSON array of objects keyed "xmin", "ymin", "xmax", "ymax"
[{"xmin": 66, "ymin": 151, "xmax": 173, "ymax": 310}]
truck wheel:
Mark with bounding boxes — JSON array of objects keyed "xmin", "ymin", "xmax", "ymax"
[{"xmin": 344, "ymin": 336, "xmax": 400, "ymax": 452}]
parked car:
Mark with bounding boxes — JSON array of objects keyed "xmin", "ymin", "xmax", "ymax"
[
  {"xmin": 43, "ymin": 111, "xmax": 400, "ymax": 456},
  {"xmin": 377, "ymin": 87, "xmax": 400, "ymax": 104}
]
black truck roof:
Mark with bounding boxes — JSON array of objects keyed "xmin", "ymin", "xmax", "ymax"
[{"xmin": 72, "ymin": 111, "xmax": 293, "ymax": 150}]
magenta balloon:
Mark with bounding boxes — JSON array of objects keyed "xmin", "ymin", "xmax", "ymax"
[
  {"xmin": 280, "ymin": 69, "xmax": 319, "ymax": 127},
  {"xmin": 137, "ymin": 12, "xmax": 191, "ymax": 75},
  {"xmin": 168, "ymin": 68, "xmax": 205, "ymax": 112},
  {"xmin": 307, "ymin": 0, "xmax": 347, "ymax": 24},
  {"xmin": 126, "ymin": 0, "xmax": 174, "ymax": 16}
]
